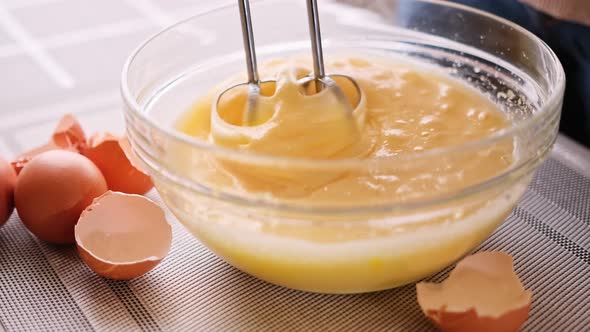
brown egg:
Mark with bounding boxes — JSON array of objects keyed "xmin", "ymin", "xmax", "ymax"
[
  {"xmin": 81, "ymin": 133, "xmax": 153, "ymax": 195},
  {"xmin": 75, "ymin": 191, "xmax": 172, "ymax": 280},
  {"xmin": 0, "ymin": 157, "xmax": 17, "ymax": 227},
  {"xmin": 15, "ymin": 150, "xmax": 108, "ymax": 244},
  {"xmin": 12, "ymin": 114, "xmax": 85, "ymax": 174},
  {"xmin": 416, "ymin": 251, "xmax": 532, "ymax": 332}
]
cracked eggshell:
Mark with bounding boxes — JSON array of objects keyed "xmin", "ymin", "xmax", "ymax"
[
  {"xmin": 81, "ymin": 133, "xmax": 153, "ymax": 195},
  {"xmin": 75, "ymin": 191, "xmax": 172, "ymax": 280},
  {"xmin": 12, "ymin": 114, "xmax": 85, "ymax": 174},
  {"xmin": 51, "ymin": 114, "xmax": 87, "ymax": 150},
  {"xmin": 0, "ymin": 157, "xmax": 16, "ymax": 227},
  {"xmin": 416, "ymin": 251, "xmax": 531, "ymax": 332}
]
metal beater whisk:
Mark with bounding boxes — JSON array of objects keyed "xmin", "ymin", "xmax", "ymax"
[{"xmin": 215, "ymin": 0, "xmax": 363, "ymax": 126}]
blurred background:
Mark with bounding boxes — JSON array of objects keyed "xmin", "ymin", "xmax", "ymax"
[{"xmin": 0, "ymin": 0, "xmax": 231, "ymax": 161}]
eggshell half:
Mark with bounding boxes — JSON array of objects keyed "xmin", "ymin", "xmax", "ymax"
[
  {"xmin": 12, "ymin": 114, "xmax": 85, "ymax": 174},
  {"xmin": 416, "ymin": 252, "xmax": 532, "ymax": 332},
  {"xmin": 0, "ymin": 157, "xmax": 17, "ymax": 227},
  {"xmin": 81, "ymin": 134, "xmax": 153, "ymax": 195},
  {"xmin": 75, "ymin": 191, "xmax": 172, "ymax": 280}
]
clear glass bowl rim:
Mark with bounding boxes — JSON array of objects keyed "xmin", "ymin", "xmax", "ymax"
[{"xmin": 120, "ymin": 0, "xmax": 565, "ymax": 169}]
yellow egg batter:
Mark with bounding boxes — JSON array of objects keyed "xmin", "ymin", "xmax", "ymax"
[{"xmin": 168, "ymin": 55, "xmax": 525, "ymax": 293}]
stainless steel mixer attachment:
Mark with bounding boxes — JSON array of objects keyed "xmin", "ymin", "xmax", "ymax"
[{"xmin": 215, "ymin": 0, "xmax": 363, "ymax": 126}]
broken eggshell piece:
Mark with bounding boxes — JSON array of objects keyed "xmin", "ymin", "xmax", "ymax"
[
  {"xmin": 75, "ymin": 191, "xmax": 172, "ymax": 280},
  {"xmin": 12, "ymin": 114, "xmax": 86, "ymax": 174},
  {"xmin": 416, "ymin": 251, "xmax": 532, "ymax": 332},
  {"xmin": 51, "ymin": 113, "xmax": 87, "ymax": 150},
  {"xmin": 81, "ymin": 133, "xmax": 153, "ymax": 195}
]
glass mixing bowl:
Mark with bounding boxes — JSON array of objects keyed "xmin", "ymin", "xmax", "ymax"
[{"xmin": 121, "ymin": 0, "xmax": 564, "ymax": 293}]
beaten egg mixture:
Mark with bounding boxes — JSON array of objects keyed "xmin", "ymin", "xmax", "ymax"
[{"xmin": 168, "ymin": 55, "xmax": 521, "ymax": 292}]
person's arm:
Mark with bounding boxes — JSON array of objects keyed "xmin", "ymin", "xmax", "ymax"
[{"xmin": 520, "ymin": 0, "xmax": 590, "ymax": 25}]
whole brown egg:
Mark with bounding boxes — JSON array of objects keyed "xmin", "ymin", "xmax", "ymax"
[{"xmin": 15, "ymin": 150, "xmax": 108, "ymax": 244}]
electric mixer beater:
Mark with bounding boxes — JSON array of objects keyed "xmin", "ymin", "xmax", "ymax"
[{"xmin": 215, "ymin": 0, "xmax": 364, "ymax": 126}]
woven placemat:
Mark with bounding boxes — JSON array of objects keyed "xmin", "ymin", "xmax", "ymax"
[{"xmin": 0, "ymin": 136, "xmax": 589, "ymax": 332}]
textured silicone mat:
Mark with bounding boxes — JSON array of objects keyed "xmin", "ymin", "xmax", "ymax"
[{"xmin": 1, "ymin": 0, "xmax": 590, "ymax": 331}]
